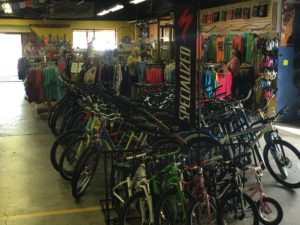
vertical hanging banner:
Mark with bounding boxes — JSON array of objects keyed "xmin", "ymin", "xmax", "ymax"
[{"xmin": 174, "ymin": 1, "xmax": 197, "ymax": 125}]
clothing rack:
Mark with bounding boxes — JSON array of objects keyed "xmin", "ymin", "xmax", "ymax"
[{"xmin": 146, "ymin": 63, "xmax": 165, "ymax": 68}]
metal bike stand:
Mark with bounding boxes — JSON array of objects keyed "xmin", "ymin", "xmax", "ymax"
[{"xmin": 99, "ymin": 150, "xmax": 118, "ymax": 225}]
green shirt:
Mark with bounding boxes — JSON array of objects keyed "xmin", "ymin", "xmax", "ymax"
[
  {"xmin": 224, "ymin": 34, "xmax": 235, "ymax": 62},
  {"xmin": 243, "ymin": 33, "xmax": 255, "ymax": 65}
]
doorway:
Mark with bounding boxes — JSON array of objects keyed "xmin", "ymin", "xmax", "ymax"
[{"xmin": 0, "ymin": 34, "xmax": 22, "ymax": 82}]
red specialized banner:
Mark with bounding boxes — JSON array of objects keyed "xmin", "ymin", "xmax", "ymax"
[{"xmin": 174, "ymin": 2, "xmax": 197, "ymax": 125}]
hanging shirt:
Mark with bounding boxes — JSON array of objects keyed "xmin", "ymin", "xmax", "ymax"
[
  {"xmin": 137, "ymin": 62, "xmax": 147, "ymax": 83},
  {"xmin": 232, "ymin": 36, "xmax": 243, "ymax": 53},
  {"xmin": 207, "ymin": 13, "xmax": 213, "ymax": 24},
  {"xmin": 258, "ymin": 4, "xmax": 268, "ymax": 17},
  {"xmin": 227, "ymin": 9, "xmax": 233, "ymax": 20},
  {"xmin": 202, "ymin": 70, "xmax": 218, "ymax": 98},
  {"xmin": 243, "ymin": 33, "xmax": 255, "ymax": 64},
  {"xmin": 113, "ymin": 64, "xmax": 122, "ymax": 95},
  {"xmin": 216, "ymin": 71, "xmax": 233, "ymax": 98},
  {"xmin": 215, "ymin": 36, "xmax": 225, "ymax": 63}
]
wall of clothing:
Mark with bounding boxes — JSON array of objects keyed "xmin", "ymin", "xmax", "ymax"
[
  {"xmin": 24, "ymin": 64, "xmax": 63, "ymax": 104},
  {"xmin": 199, "ymin": 33, "xmax": 279, "ymax": 65},
  {"xmin": 200, "ymin": 32, "xmax": 278, "ymax": 109},
  {"xmin": 79, "ymin": 61, "xmax": 175, "ymax": 97}
]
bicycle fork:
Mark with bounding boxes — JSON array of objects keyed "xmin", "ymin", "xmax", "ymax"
[{"xmin": 139, "ymin": 181, "xmax": 155, "ymax": 224}]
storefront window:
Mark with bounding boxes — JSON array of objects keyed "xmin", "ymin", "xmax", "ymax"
[{"xmin": 72, "ymin": 29, "xmax": 116, "ymax": 51}]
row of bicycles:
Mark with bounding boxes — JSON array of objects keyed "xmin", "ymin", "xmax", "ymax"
[{"xmin": 48, "ymin": 80, "xmax": 300, "ymax": 225}]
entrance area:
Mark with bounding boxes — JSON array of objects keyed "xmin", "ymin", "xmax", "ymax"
[{"xmin": 0, "ymin": 34, "xmax": 22, "ymax": 82}]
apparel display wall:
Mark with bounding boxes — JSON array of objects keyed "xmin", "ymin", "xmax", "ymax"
[
  {"xmin": 199, "ymin": 0, "xmax": 280, "ymax": 35},
  {"xmin": 198, "ymin": 0, "xmax": 280, "ymax": 113}
]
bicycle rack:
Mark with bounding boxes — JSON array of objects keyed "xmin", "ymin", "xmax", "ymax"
[
  {"xmin": 99, "ymin": 150, "xmax": 120, "ymax": 225},
  {"xmin": 99, "ymin": 147, "xmax": 180, "ymax": 225}
]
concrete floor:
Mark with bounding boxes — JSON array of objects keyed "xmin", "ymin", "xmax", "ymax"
[
  {"xmin": 0, "ymin": 82, "xmax": 105, "ymax": 225},
  {"xmin": 0, "ymin": 81, "xmax": 300, "ymax": 225}
]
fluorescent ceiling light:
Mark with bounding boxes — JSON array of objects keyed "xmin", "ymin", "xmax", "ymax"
[
  {"xmin": 130, "ymin": 0, "xmax": 147, "ymax": 4},
  {"xmin": 97, "ymin": 4, "xmax": 124, "ymax": 16},
  {"xmin": 2, "ymin": 3, "xmax": 12, "ymax": 14},
  {"xmin": 76, "ymin": 1, "xmax": 85, "ymax": 6},
  {"xmin": 97, "ymin": 10, "xmax": 110, "ymax": 16},
  {"xmin": 109, "ymin": 4, "xmax": 124, "ymax": 12}
]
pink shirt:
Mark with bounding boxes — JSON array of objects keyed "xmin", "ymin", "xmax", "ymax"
[
  {"xmin": 216, "ymin": 71, "xmax": 232, "ymax": 98},
  {"xmin": 227, "ymin": 56, "xmax": 240, "ymax": 78}
]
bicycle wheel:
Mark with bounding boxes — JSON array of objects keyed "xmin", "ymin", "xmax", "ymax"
[
  {"xmin": 52, "ymin": 104, "xmax": 76, "ymax": 136},
  {"xmin": 150, "ymin": 138, "xmax": 180, "ymax": 149},
  {"xmin": 48, "ymin": 101, "xmax": 59, "ymax": 129},
  {"xmin": 155, "ymin": 188, "xmax": 188, "ymax": 225},
  {"xmin": 187, "ymin": 197, "xmax": 217, "ymax": 225},
  {"xmin": 58, "ymin": 135, "xmax": 88, "ymax": 180},
  {"xmin": 184, "ymin": 133, "xmax": 220, "ymax": 163},
  {"xmin": 71, "ymin": 144, "xmax": 100, "ymax": 199},
  {"xmin": 256, "ymin": 197, "xmax": 283, "ymax": 225},
  {"xmin": 120, "ymin": 191, "xmax": 156, "ymax": 225},
  {"xmin": 50, "ymin": 129, "xmax": 85, "ymax": 171},
  {"xmin": 217, "ymin": 193, "xmax": 259, "ymax": 225},
  {"xmin": 263, "ymin": 139, "xmax": 300, "ymax": 188},
  {"xmin": 62, "ymin": 110, "xmax": 84, "ymax": 133}
]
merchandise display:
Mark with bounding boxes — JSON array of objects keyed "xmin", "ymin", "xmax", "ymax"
[{"xmin": 1, "ymin": 1, "xmax": 300, "ymax": 225}]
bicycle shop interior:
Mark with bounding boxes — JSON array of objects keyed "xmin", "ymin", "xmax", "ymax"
[{"xmin": 0, "ymin": 0, "xmax": 300, "ymax": 225}]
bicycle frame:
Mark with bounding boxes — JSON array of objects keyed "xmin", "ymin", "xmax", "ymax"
[
  {"xmin": 246, "ymin": 166, "xmax": 273, "ymax": 214},
  {"xmin": 218, "ymin": 121, "xmax": 275, "ymax": 168},
  {"xmin": 182, "ymin": 166, "xmax": 213, "ymax": 223}
]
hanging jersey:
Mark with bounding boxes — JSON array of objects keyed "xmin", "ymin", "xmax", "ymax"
[
  {"xmin": 232, "ymin": 36, "xmax": 243, "ymax": 52},
  {"xmin": 215, "ymin": 36, "xmax": 225, "ymax": 62}
]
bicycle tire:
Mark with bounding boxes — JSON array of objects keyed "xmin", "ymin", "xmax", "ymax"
[
  {"xmin": 58, "ymin": 135, "xmax": 87, "ymax": 180},
  {"xmin": 71, "ymin": 144, "xmax": 100, "ymax": 199},
  {"xmin": 263, "ymin": 139, "xmax": 300, "ymax": 188},
  {"xmin": 51, "ymin": 104, "xmax": 74, "ymax": 136},
  {"xmin": 48, "ymin": 101, "xmax": 59, "ymax": 129},
  {"xmin": 119, "ymin": 191, "xmax": 158, "ymax": 225},
  {"xmin": 50, "ymin": 102, "xmax": 69, "ymax": 135},
  {"xmin": 64, "ymin": 111, "xmax": 85, "ymax": 133},
  {"xmin": 66, "ymin": 111, "xmax": 86, "ymax": 131},
  {"xmin": 186, "ymin": 197, "xmax": 217, "ymax": 225},
  {"xmin": 256, "ymin": 197, "xmax": 283, "ymax": 225},
  {"xmin": 150, "ymin": 138, "xmax": 180, "ymax": 149},
  {"xmin": 154, "ymin": 188, "xmax": 189, "ymax": 225},
  {"xmin": 183, "ymin": 133, "xmax": 220, "ymax": 163},
  {"xmin": 60, "ymin": 106, "xmax": 81, "ymax": 134},
  {"xmin": 217, "ymin": 192, "xmax": 259, "ymax": 225},
  {"xmin": 50, "ymin": 129, "xmax": 85, "ymax": 171}
]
